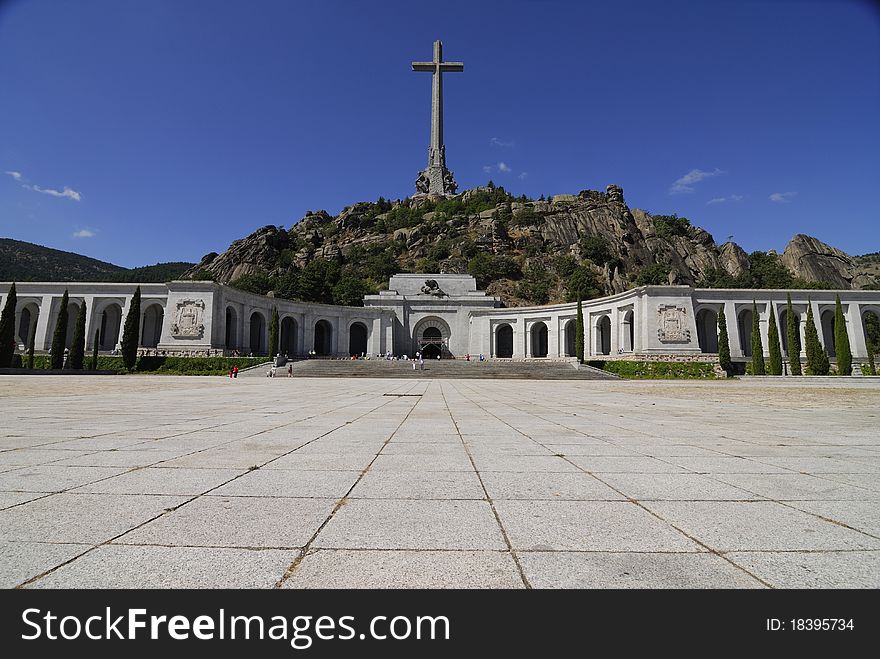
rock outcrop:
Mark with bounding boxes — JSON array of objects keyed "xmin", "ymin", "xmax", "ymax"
[{"xmin": 781, "ymin": 234, "xmax": 866, "ymax": 289}]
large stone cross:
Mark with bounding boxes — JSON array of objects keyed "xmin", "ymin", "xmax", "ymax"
[{"xmin": 412, "ymin": 40, "xmax": 463, "ymax": 195}]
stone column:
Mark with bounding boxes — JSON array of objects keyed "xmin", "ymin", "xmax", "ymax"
[
  {"xmin": 548, "ymin": 316, "xmax": 560, "ymax": 357},
  {"xmin": 848, "ymin": 304, "xmax": 868, "ymax": 359},
  {"xmin": 33, "ymin": 295, "xmax": 54, "ymax": 352},
  {"xmin": 810, "ymin": 299, "xmax": 824, "ymax": 350},
  {"xmin": 724, "ymin": 301, "xmax": 742, "ymax": 358},
  {"xmin": 609, "ymin": 307, "xmax": 619, "ymax": 355}
]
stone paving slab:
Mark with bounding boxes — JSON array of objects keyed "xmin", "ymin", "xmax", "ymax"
[
  {"xmin": 0, "ymin": 375, "xmax": 878, "ymax": 588},
  {"xmin": 284, "ymin": 549, "xmax": 524, "ymax": 589}
]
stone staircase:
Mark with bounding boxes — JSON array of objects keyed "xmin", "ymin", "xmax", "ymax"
[{"xmin": 246, "ymin": 358, "xmax": 618, "ymax": 380}]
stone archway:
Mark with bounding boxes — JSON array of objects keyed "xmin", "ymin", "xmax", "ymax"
[
  {"xmin": 16, "ymin": 302, "xmax": 40, "ymax": 347},
  {"xmin": 249, "ymin": 311, "xmax": 266, "ymax": 355},
  {"xmin": 412, "ymin": 316, "xmax": 451, "ymax": 358},
  {"xmin": 621, "ymin": 309, "xmax": 634, "ymax": 353},
  {"xmin": 596, "ymin": 315, "xmax": 611, "ymax": 356},
  {"xmin": 225, "ymin": 307, "xmax": 238, "ymax": 350},
  {"xmin": 820, "ymin": 309, "xmax": 836, "ymax": 357},
  {"xmin": 696, "ymin": 308, "xmax": 718, "ymax": 354},
  {"xmin": 737, "ymin": 308, "xmax": 753, "ymax": 357},
  {"xmin": 348, "ymin": 321, "xmax": 368, "ymax": 356},
  {"xmin": 280, "ymin": 317, "xmax": 298, "ymax": 356},
  {"xmin": 530, "ymin": 322, "xmax": 548, "ymax": 358},
  {"xmin": 314, "ymin": 319, "xmax": 333, "ymax": 356},
  {"xmin": 780, "ymin": 311, "xmax": 801, "ymax": 357},
  {"xmin": 64, "ymin": 302, "xmax": 80, "ymax": 349},
  {"xmin": 564, "ymin": 319, "xmax": 576, "ymax": 357},
  {"xmin": 99, "ymin": 304, "xmax": 123, "ymax": 350},
  {"xmin": 863, "ymin": 309, "xmax": 879, "ymax": 357},
  {"xmin": 140, "ymin": 303, "xmax": 164, "ymax": 348},
  {"xmin": 496, "ymin": 323, "xmax": 513, "ymax": 358}
]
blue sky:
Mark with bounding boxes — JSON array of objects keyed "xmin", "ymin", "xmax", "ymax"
[{"xmin": 1, "ymin": 0, "xmax": 878, "ymax": 267}]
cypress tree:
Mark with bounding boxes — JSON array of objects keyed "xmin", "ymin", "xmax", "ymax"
[
  {"xmin": 268, "ymin": 307, "xmax": 279, "ymax": 357},
  {"xmin": 575, "ymin": 294, "xmax": 585, "ymax": 363},
  {"xmin": 91, "ymin": 329, "xmax": 100, "ymax": 370},
  {"xmin": 0, "ymin": 283, "xmax": 17, "ymax": 368},
  {"xmin": 786, "ymin": 293, "xmax": 802, "ymax": 376},
  {"xmin": 804, "ymin": 302, "xmax": 829, "ymax": 375},
  {"xmin": 833, "ymin": 295, "xmax": 852, "ymax": 375},
  {"xmin": 767, "ymin": 305, "xmax": 782, "ymax": 375},
  {"xmin": 50, "ymin": 290, "xmax": 70, "ymax": 369},
  {"xmin": 69, "ymin": 301, "xmax": 87, "ymax": 370},
  {"xmin": 750, "ymin": 301, "xmax": 765, "ymax": 375},
  {"xmin": 26, "ymin": 320, "xmax": 36, "ymax": 369},
  {"xmin": 121, "ymin": 286, "xmax": 141, "ymax": 371},
  {"xmin": 717, "ymin": 305, "xmax": 732, "ymax": 377}
]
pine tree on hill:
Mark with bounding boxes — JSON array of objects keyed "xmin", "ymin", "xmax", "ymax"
[
  {"xmin": 767, "ymin": 304, "xmax": 782, "ymax": 375},
  {"xmin": 833, "ymin": 294, "xmax": 852, "ymax": 376},
  {"xmin": 69, "ymin": 301, "xmax": 87, "ymax": 370},
  {"xmin": 750, "ymin": 301, "xmax": 765, "ymax": 376},
  {"xmin": 0, "ymin": 282, "xmax": 16, "ymax": 368},
  {"xmin": 717, "ymin": 305, "xmax": 732, "ymax": 377},
  {"xmin": 121, "ymin": 286, "xmax": 141, "ymax": 371},
  {"xmin": 804, "ymin": 302, "xmax": 829, "ymax": 375},
  {"xmin": 786, "ymin": 293, "xmax": 801, "ymax": 376},
  {"xmin": 575, "ymin": 294, "xmax": 584, "ymax": 363},
  {"xmin": 50, "ymin": 289, "xmax": 70, "ymax": 369}
]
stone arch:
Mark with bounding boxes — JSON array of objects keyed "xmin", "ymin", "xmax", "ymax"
[
  {"xmin": 225, "ymin": 307, "xmax": 238, "ymax": 349},
  {"xmin": 16, "ymin": 301, "xmax": 40, "ymax": 346},
  {"xmin": 696, "ymin": 308, "xmax": 719, "ymax": 354},
  {"xmin": 280, "ymin": 316, "xmax": 298, "ymax": 356},
  {"xmin": 314, "ymin": 319, "xmax": 333, "ymax": 356},
  {"xmin": 595, "ymin": 315, "xmax": 611, "ymax": 356},
  {"xmin": 737, "ymin": 308, "xmax": 753, "ymax": 357},
  {"xmin": 621, "ymin": 309, "xmax": 634, "ymax": 352},
  {"xmin": 530, "ymin": 321, "xmax": 548, "ymax": 358},
  {"xmin": 412, "ymin": 316, "xmax": 451, "ymax": 358},
  {"xmin": 249, "ymin": 311, "xmax": 266, "ymax": 355},
  {"xmin": 564, "ymin": 319, "xmax": 576, "ymax": 357},
  {"xmin": 99, "ymin": 303, "xmax": 123, "ymax": 350},
  {"xmin": 496, "ymin": 323, "xmax": 514, "ymax": 358},
  {"xmin": 140, "ymin": 303, "xmax": 164, "ymax": 348},
  {"xmin": 820, "ymin": 309, "xmax": 836, "ymax": 357},
  {"xmin": 348, "ymin": 321, "xmax": 368, "ymax": 356},
  {"xmin": 862, "ymin": 308, "xmax": 880, "ymax": 356}
]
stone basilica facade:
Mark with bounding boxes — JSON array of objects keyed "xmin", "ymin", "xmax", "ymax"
[{"xmin": 3, "ymin": 275, "xmax": 878, "ymax": 367}]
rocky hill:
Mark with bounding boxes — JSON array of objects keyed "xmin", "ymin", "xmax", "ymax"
[
  {"xmin": 0, "ymin": 238, "xmax": 193, "ymax": 283},
  {"xmin": 186, "ymin": 184, "xmax": 878, "ymax": 307}
]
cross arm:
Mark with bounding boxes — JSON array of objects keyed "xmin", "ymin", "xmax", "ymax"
[
  {"xmin": 412, "ymin": 62, "xmax": 435, "ymax": 71},
  {"xmin": 439, "ymin": 62, "xmax": 464, "ymax": 72}
]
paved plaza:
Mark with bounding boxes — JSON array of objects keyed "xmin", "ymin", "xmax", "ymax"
[{"xmin": 0, "ymin": 375, "xmax": 878, "ymax": 589}]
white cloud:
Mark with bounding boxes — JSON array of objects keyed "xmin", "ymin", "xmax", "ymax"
[
  {"xmin": 72, "ymin": 228, "xmax": 96, "ymax": 238},
  {"xmin": 4, "ymin": 170, "xmax": 82, "ymax": 201},
  {"xmin": 482, "ymin": 165, "xmax": 494, "ymax": 173},
  {"xmin": 769, "ymin": 191, "xmax": 797, "ymax": 203},
  {"xmin": 498, "ymin": 162, "xmax": 511, "ymax": 173},
  {"xmin": 707, "ymin": 194, "xmax": 743, "ymax": 205},
  {"xmin": 518, "ymin": 172, "xmax": 528, "ymax": 180},
  {"xmin": 669, "ymin": 167, "xmax": 724, "ymax": 194},
  {"xmin": 489, "ymin": 137, "xmax": 515, "ymax": 148}
]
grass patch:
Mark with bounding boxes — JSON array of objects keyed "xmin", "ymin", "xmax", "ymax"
[
  {"xmin": 23, "ymin": 355, "xmax": 266, "ymax": 375},
  {"xmin": 588, "ymin": 360, "xmax": 718, "ymax": 379}
]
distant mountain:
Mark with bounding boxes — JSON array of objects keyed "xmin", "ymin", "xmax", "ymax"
[{"xmin": 0, "ymin": 238, "xmax": 194, "ymax": 283}]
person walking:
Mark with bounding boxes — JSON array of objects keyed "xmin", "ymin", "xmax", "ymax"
[
  {"xmin": 419, "ymin": 355, "xmax": 424, "ymax": 371},
  {"xmin": 287, "ymin": 363, "xmax": 293, "ymax": 377}
]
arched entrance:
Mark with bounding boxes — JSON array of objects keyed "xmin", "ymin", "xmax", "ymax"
[
  {"xmin": 863, "ymin": 310, "xmax": 879, "ymax": 356},
  {"xmin": 412, "ymin": 316, "xmax": 451, "ymax": 358},
  {"xmin": 314, "ymin": 319, "xmax": 333, "ymax": 355},
  {"xmin": 596, "ymin": 315, "xmax": 611, "ymax": 355},
  {"xmin": 280, "ymin": 317, "xmax": 298, "ymax": 356},
  {"xmin": 349, "ymin": 322, "xmax": 368, "ymax": 356},
  {"xmin": 99, "ymin": 304, "xmax": 123, "ymax": 350},
  {"xmin": 496, "ymin": 323, "xmax": 513, "ymax": 358},
  {"xmin": 140, "ymin": 304, "xmax": 163, "ymax": 348},
  {"xmin": 621, "ymin": 309, "xmax": 634, "ymax": 352},
  {"xmin": 17, "ymin": 303, "xmax": 39, "ymax": 347},
  {"xmin": 530, "ymin": 322, "xmax": 548, "ymax": 358},
  {"xmin": 737, "ymin": 308, "xmax": 753, "ymax": 357},
  {"xmin": 820, "ymin": 309, "xmax": 836, "ymax": 357},
  {"xmin": 249, "ymin": 311, "xmax": 266, "ymax": 355},
  {"xmin": 696, "ymin": 308, "xmax": 719, "ymax": 353},
  {"xmin": 564, "ymin": 319, "xmax": 576, "ymax": 357},
  {"xmin": 225, "ymin": 307, "xmax": 238, "ymax": 349}
]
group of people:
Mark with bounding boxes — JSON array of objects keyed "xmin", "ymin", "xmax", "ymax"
[
  {"xmin": 266, "ymin": 363, "xmax": 294, "ymax": 378},
  {"xmin": 464, "ymin": 354, "xmax": 485, "ymax": 362}
]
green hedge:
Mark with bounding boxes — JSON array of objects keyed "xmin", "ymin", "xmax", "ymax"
[
  {"xmin": 588, "ymin": 360, "xmax": 717, "ymax": 379},
  {"xmin": 19, "ymin": 355, "xmax": 265, "ymax": 375}
]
